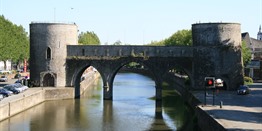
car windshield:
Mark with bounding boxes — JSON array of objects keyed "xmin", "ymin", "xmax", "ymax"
[{"xmin": 1, "ymin": 76, "xmax": 5, "ymax": 78}]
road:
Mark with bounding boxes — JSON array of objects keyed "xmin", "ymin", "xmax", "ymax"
[{"xmin": 192, "ymin": 83, "xmax": 262, "ymax": 130}]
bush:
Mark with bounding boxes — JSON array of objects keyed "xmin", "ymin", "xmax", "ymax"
[{"xmin": 244, "ymin": 76, "xmax": 253, "ymax": 85}]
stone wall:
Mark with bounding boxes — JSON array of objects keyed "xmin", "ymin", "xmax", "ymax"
[
  {"xmin": 67, "ymin": 45, "xmax": 193, "ymax": 58},
  {"xmin": 0, "ymin": 90, "xmax": 45, "ymax": 121}
]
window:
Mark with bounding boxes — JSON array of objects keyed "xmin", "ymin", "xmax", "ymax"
[
  {"xmin": 46, "ymin": 47, "xmax": 51, "ymax": 59},
  {"xmin": 82, "ymin": 49, "xmax": 85, "ymax": 56}
]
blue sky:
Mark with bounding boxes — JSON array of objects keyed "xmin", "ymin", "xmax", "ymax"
[{"xmin": 1, "ymin": 0, "xmax": 261, "ymax": 45}]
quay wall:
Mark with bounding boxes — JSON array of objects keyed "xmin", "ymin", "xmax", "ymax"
[
  {"xmin": 79, "ymin": 72, "xmax": 100, "ymax": 95},
  {"xmin": 45, "ymin": 88, "xmax": 74, "ymax": 101},
  {"xmin": 0, "ymin": 72, "xmax": 99, "ymax": 122},
  {"xmin": 0, "ymin": 90, "xmax": 45, "ymax": 121},
  {"xmin": 186, "ymin": 92, "xmax": 226, "ymax": 131}
]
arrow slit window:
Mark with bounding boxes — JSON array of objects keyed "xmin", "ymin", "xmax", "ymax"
[{"xmin": 46, "ymin": 47, "xmax": 51, "ymax": 60}]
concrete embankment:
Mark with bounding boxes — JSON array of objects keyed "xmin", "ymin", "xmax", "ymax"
[
  {"xmin": 0, "ymin": 88, "xmax": 74, "ymax": 121},
  {"xmin": 189, "ymin": 84, "xmax": 262, "ymax": 131},
  {"xmin": 183, "ymin": 89, "xmax": 226, "ymax": 131},
  {"xmin": 0, "ymin": 72, "xmax": 100, "ymax": 122}
]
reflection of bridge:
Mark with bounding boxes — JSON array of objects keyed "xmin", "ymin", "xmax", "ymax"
[{"xmin": 30, "ymin": 22, "xmax": 244, "ymax": 100}]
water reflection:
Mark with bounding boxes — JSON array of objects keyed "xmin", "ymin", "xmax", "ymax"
[
  {"xmin": 148, "ymin": 100, "xmax": 173, "ymax": 131},
  {"xmin": 0, "ymin": 73, "xmax": 197, "ymax": 131}
]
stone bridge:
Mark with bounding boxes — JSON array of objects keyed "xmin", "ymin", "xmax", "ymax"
[
  {"xmin": 66, "ymin": 46, "xmax": 194, "ymax": 99},
  {"xmin": 30, "ymin": 22, "xmax": 244, "ymax": 100}
]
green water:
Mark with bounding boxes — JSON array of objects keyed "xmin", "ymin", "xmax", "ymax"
[{"xmin": 0, "ymin": 73, "xmax": 197, "ymax": 131}]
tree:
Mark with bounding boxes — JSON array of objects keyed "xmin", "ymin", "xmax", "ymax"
[
  {"xmin": 78, "ymin": 31, "xmax": 100, "ymax": 45},
  {"xmin": 0, "ymin": 15, "xmax": 29, "ymax": 70},
  {"xmin": 113, "ymin": 40, "xmax": 122, "ymax": 45},
  {"xmin": 242, "ymin": 41, "xmax": 252, "ymax": 66},
  {"xmin": 148, "ymin": 40, "xmax": 165, "ymax": 46},
  {"xmin": 164, "ymin": 29, "xmax": 192, "ymax": 46},
  {"xmin": 148, "ymin": 29, "xmax": 192, "ymax": 46}
]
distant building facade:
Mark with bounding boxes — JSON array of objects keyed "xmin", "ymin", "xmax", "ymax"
[{"xmin": 242, "ymin": 25, "xmax": 262, "ymax": 80}]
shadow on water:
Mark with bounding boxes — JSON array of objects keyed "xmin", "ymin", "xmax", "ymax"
[{"xmin": 160, "ymin": 88, "xmax": 200, "ymax": 131}]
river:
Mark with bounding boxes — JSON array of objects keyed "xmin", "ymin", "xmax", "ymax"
[{"xmin": 0, "ymin": 73, "xmax": 198, "ymax": 131}]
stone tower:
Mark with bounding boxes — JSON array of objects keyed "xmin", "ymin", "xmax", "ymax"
[
  {"xmin": 30, "ymin": 23, "xmax": 78, "ymax": 87},
  {"xmin": 257, "ymin": 25, "xmax": 262, "ymax": 40},
  {"xmin": 192, "ymin": 23, "xmax": 244, "ymax": 90}
]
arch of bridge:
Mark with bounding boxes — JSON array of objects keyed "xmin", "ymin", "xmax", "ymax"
[{"xmin": 66, "ymin": 56, "xmax": 192, "ymax": 99}]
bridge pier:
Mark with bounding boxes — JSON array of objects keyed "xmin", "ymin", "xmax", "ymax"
[
  {"xmin": 155, "ymin": 88, "xmax": 162, "ymax": 101},
  {"xmin": 103, "ymin": 84, "xmax": 113, "ymax": 100},
  {"xmin": 155, "ymin": 77, "xmax": 163, "ymax": 100},
  {"xmin": 99, "ymin": 65, "xmax": 115, "ymax": 100}
]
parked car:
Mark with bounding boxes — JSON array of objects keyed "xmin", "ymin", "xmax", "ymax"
[
  {"xmin": 0, "ymin": 75, "xmax": 8, "ymax": 82},
  {"xmin": 0, "ymin": 88, "xmax": 13, "ymax": 97},
  {"xmin": 3, "ymin": 84, "xmax": 21, "ymax": 94},
  {"xmin": 237, "ymin": 85, "xmax": 251, "ymax": 95},
  {"xmin": 13, "ymin": 83, "xmax": 28, "ymax": 91}
]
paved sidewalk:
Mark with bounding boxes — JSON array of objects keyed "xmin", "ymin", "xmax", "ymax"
[
  {"xmin": 192, "ymin": 84, "xmax": 262, "ymax": 131},
  {"xmin": 0, "ymin": 88, "xmax": 43, "ymax": 105}
]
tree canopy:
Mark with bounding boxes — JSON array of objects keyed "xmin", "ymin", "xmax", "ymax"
[
  {"xmin": 0, "ymin": 15, "xmax": 29, "ymax": 69},
  {"xmin": 78, "ymin": 31, "xmax": 100, "ymax": 45},
  {"xmin": 242, "ymin": 41, "xmax": 252, "ymax": 66},
  {"xmin": 113, "ymin": 40, "xmax": 122, "ymax": 45},
  {"xmin": 149, "ymin": 29, "xmax": 192, "ymax": 46}
]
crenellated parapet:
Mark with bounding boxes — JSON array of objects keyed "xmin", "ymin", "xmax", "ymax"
[{"xmin": 67, "ymin": 45, "xmax": 193, "ymax": 59}]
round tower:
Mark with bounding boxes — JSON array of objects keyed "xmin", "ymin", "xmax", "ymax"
[
  {"xmin": 192, "ymin": 23, "xmax": 244, "ymax": 90},
  {"xmin": 30, "ymin": 23, "xmax": 78, "ymax": 87}
]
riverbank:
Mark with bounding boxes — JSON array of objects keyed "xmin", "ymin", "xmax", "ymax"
[
  {"xmin": 0, "ymin": 71, "xmax": 100, "ymax": 122},
  {"xmin": 191, "ymin": 84, "xmax": 262, "ymax": 131},
  {"xmin": 161, "ymin": 72, "xmax": 261, "ymax": 130},
  {"xmin": 0, "ymin": 87, "xmax": 74, "ymax": 121}
]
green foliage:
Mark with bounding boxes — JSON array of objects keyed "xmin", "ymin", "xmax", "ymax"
[
  {"xmin": 113, "ymin": 40, "xmax": 122, "ymax": 45},
  {"xmin": 242, "ymin": 41, "xmax": 252, "ymax": 66},
  {"xmin": 164, "ymin": 29, "xmax": 192, "ymax": 46},
  {"xmin": 148, "ymin": 29, "xmax": 192, "ymax": 46},
  {"xmin": 78, "ymin": 31, "xmax": 100, "ymax": 45},
  {"xmin": 0, "ymin": 15, "xmax": 29, "ymax": 69},
  {"xmin": 244, "ymin": 76, "xmax": 253, "ymax": 85},
  {"xmin": 148, "ymin": 40, "xmax": 165, "ymax": 46}
]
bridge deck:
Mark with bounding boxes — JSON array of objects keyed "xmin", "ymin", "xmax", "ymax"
[{"xmin": 67, "ymin": 45, "xmax": 193, "ymax": 58}]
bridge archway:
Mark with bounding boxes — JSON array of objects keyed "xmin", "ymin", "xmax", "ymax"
[
  {"xmin": 160, "ymin": 64, "xmax": 193, "ymax": 98},
  {"xmin": 73, "ymin": 64, "xmax": 103, "ymax": 98},
  {"xmin": 110, "ymin": 61, "xmax": 158, "ymax": 100}
]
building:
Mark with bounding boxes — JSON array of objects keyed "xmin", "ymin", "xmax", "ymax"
[{"xmin": 242, "ymin": 25, "xmax": 262, "ymax": 81}]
